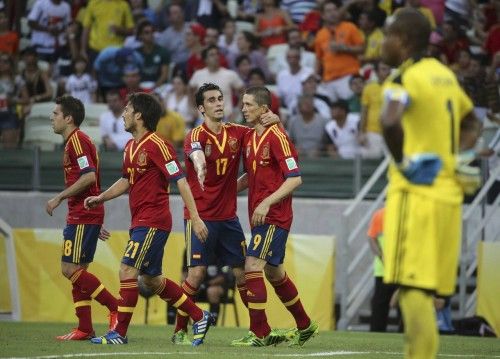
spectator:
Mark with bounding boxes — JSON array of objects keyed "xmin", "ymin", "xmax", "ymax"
[
  {"xmin": 270, "ymin": 28, "xmax": 316, "ymax": 76},
  {"xmin": 27, "ymin": 0, "xmax": 72, "ymax": 63},
  {"xmin": 99, "ymin": 89, "xmax": 131, "ymax": 151},
  {"xmin": 395, "ymin": 0, "xmax": 437, "ymax": 29},
  {"xmin": 228, "ymin": 31, "xmax": 271, "ymax": 81},
  {"xmin": 451, "ymin": 48, "xmax": 471, "ymax": 82},
  {"xmin": 287, "ymin": 94, "xmax": 330, "ymax": 157},
  {"xmin": 255, "ymin": 0, "xmax": 295, "ymax": 49},
  {"xmin": 440, "ymin": 20, "xmax": 469, "ymax": 65},
  {"xmin": 205, "ymin": 27, "xmax": 220, "ymax": 48},
  {"xmin": 314, "ymin": 1, "xmax": 364, "ymax": 102},
  {"xmin": 235, "ymin": 54, "xmax": 252, "ymax": 84},
  {"xmin": 359, "ymin": 61, "xmax": 391, "ymax": 159},
  {"xmin": 367, "ymin": 207, "xmax": 398, "ymax": 332},
  {"xmin": 484, "ymin": 23, "xmax": 500, "ymax": 58},
  {"xmin": 93, "ymin": 46, "xmax": 144, "ymax": 97},
  {"xmin": 218, "ymin": 19, "xmax": 239, "ymax": 57},
  {"xmin": 347, "ymin": 74, "xmax": 364, "ymax": 114},
  {"xmin": 186, "ymin": 23, "xmax": 207, "ymax": 79},
  {"xmin": 136, "ymin": 20, "xmax": 170, "ymax": 88},
  {"xmin": 0, "ymin": 9, "xmax": 19, "ymax": 56},
  {"xmin": 248, "ymin": 68, "xmax": 281, "ymax": 115},
  {"xmin": 0, "ymin": 53, "xmax": 29, "ymax": 148},
  {"xmin": 358, "ymin": 10, "xmax": 384, "ymax": 64},
  {"xmin": 80, "ymin": 0, "xmax": 134, "ymax": 66},
  {"xmin": 129, "ymin": 0, "xmax": 157, "ymax": 24},
  {"xmin": 162, "ymin": 73, "xmax": 196, "ymax": 129},
  {"xmin": 325, "ymin": 99, "xmax": 362, "ymax": 158},
  {"xmin": 64, "ymin": 56, "xmax": 97, "ymax": 104},
  {"xmin": 276, "ymin": 47, "xmax": 311, "ymax": 110},
  {"xmin": 236, "ymin": 0, "xmax": 261, "ymax": 23},
  {"xmin": 157, "ymin": 4, "xmax": 189, "ymax": 71},
  {"xmin": 153, "ymin": 92, "xmax": 185, "ymax": 149},
  {"xmin": 21, "ymin": 47, "xmax": 53, "ymax": 104},
  {"xmin": 299, "ymin": 71, "xmax": 331, "ymax": 120},
  {"xmin": 280, "ymin": 0, "xmax": 316, "ymax": 24},
  {"xmin": 189, "ymin": 45, "xmax": 244, "ymax": 120},
  {"xmin": 186, "ymin": 0, "xmax": 229, "ymax": 29}
]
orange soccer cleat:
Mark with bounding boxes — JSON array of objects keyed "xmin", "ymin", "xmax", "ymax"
[{"xmin": 56, "ymin": 328, "xmax": 95, "ymax": 341}]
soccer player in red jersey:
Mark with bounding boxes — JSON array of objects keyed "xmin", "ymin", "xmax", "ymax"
[
  {"xmin": 84, "ymin": 93, "xmax": 213, "ymax": 346},
  {"xmin": 46, "ymin": 95, "xmax": 118, "ymax": 340},
  {"xmin": 172, "ymin": 83, "xmax": 281, "ymax": 344},
  {"xmin": 232, "ymin": 86, "xmax": 318, "ymax": 347}
]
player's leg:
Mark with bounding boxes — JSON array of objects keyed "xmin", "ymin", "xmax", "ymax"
[
  {"xmin": 206, "ymin": 284, "xmax": 224, "ymax": 324},
  {"xmin": 217, "ymin": 218, "xmax": 248, "ymax": 307},
  {"xmin": 68, "ymin": 225, "xmax": 118, "ymax": 329}
]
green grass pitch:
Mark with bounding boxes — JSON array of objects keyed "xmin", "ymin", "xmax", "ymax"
[{"xmin": 0, "ymin": 322, "xmax": 499, "ymax": 358}]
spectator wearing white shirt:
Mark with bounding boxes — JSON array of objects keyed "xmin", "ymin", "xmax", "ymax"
[
  {"xmin": 325, "ymin": 99, "xmax": 362, "ymax": 159},
  {"xmin": 276, "ymin": 46, "xmax": 311, "ymax": 110},
  {"xmin": 270, "ymin": 29, "xmax": 316, "ymax": 76},
  {"xmin": 65, "ymin": 57, "xmax": 97, "ymax": 104},
  {"xmin": 99, "ymin": 90, "xmax": 131, "ymax": 151},
  {"xmin": 27, "ymin": 0, "xmax": 71, "ymax": 62}
]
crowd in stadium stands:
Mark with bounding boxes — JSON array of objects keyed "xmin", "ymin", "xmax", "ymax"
[{"xmin": 0, "ymin": 0, "xmax": 499, "ymax": 153}]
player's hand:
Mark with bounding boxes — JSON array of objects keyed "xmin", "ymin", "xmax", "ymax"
[
  {"xmin": 46, "ymin": 196, "xmax": 62, "ymax": 216},
  {"xmin": 98, "ymin": 227, "xmax": 111, "ymax": 241},
  {"xmin": 84, "ymin": 195, "xmax": 103, "ymax": 209},
  {"xmin": 260, "ymin": 110, "xmax": 280, "ymax": 126},
  {"xmin": 397, "ymin": 153, "xmax": 442, "ymax": 185},
  {"xmin": 195, "ymin": 162, "xmax": 207, "ymax": 190},
  {"xmin": 456, "ymin": 151, "xmax": 481, "ymax": 195},
  {"xmin": 192, "ymin": 217, "xmax": 208, "ymax": 242},
  {"xmin": 251, "ymin": 200, "xmax": 270, "ymax": 227}
]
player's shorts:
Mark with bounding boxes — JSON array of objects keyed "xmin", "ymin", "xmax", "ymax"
[
  {"xmin": 62, "ymin": 224, "xmax": 101, "ymax": 264},
  {"xmin": 121, "ymin": 227, "xmax": 169, "ymax": 277},
  {"xmin": 383, "ymin": 190, "xmax": 461, "ymax": 296},
  {"xmin": 185, "ymin": 218, "xmax": 246, "ymax": 267},
  {"xmin": 246, "ymin": 224, "xmax": 288, "ymax": 266}
]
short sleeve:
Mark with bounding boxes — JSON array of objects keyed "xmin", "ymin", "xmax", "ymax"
[
  {"xmin": 149, "ymin": 137, "xmax": 185, "ymax": 181},
  {"xmin": 27, "ymin": 1, "xmax": 42, "ymax": 22},
  {"xmin": 367, "ymin": 209, "xmax": 384, "ymax": 238},
  {"xmin": 122, "ymin": 3, "xmax": 135, "ymax": 29},
  {"xmin": 184, "ymin": 129, "xmax": 203, "ymax": 158},
  {"xmin": 457, "ymin": 86, "xmax": 474, "ymax": 121},
  {"xmin": 270, "ymin": 127, "xmax": 301, "ymax": 178},
  {"xmin": 71, "ymin": 136, "xmax": 97, "ymax": 175},
  {"xmin": 82, "ymin": 2, "xmax": 93, "ymax": 28}
]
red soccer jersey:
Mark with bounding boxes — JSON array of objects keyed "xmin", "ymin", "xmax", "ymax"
[
  {"xmin": 242, "ymin": 124, "xmax": 301, "ymax": 230},
  {"xmin": 183, "ymin": 122, "xmax": 250, "ymax": 220},
  {"xmin": 122, "ymin": 132, "xmax": 184, "ymax": 231},
  {"xmin": 63, "ymin": 129, "xmax": 104, "ymax": 224}
]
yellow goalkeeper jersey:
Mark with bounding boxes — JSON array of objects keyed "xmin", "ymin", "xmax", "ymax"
[{"xmin": 382, "ymin": 57, "xmax": 473, "ymax": 203}]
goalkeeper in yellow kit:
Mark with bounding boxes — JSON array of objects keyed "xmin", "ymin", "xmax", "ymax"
[{"xmin": 379, "ymin": 8, "xmax": 482, "ymax": 359}]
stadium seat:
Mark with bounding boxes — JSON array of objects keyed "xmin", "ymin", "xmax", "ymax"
[
  {"xmin": 84, "ymin": 103, "xmax": 108, "ymax": 126},
  {"xmin": 24, "ymin": 102, "xmax": 61, "ymax": 151}
]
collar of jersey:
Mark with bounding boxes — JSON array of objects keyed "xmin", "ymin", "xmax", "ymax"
[
  {"xmin": 252, "ymin": 126, "xmax": 274, "ymax": 155},
  {"xmin": 129, "ymin": 131, "xmax": 154, "ymax": 161},
  {"xmin": 398, "ymin": 55, "xmax": 425, "ymax": 74},
  {"xmin": 202, "ymin": 123, "xmax": 228, "ymax": 154}
]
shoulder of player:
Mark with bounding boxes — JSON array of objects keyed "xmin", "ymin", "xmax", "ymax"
[
  {"xmin": 68, "ymin": 129, "xmax": 94, "ymax": 154},
  {"xmin": 189, "ymin": 124, "xmax": 206, "ymax": 142},
  {"xmin": 146, "ymin": 133, "xmax": 176, "ymax": 159}
]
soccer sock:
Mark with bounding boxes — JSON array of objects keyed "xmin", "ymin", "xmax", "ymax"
[
  {"xmin": 155, "ymin": 277, "xmax": 203, "ymax": 322},
  {"xmin": 245, "ymin": 271, "xmax": 270, "ymax": 338},
  {"xmin": 270, "ymin": 272, "xmax": 310, "ymax": 330},
  {"xmin": 399, "ymin": 287, "xmax": 438, "ymax": 359},
  {"xmin": 174, "ymin": 281, "xmax": 198, "ymax": 333},
  {"xmin": 237, "ymin": 283, "xmax": 248, "ymax": 307},
  {"xmin": 115, "ymin": 279, "xmax": 139, "ymax": 337},
  {"xmin": 71, "ymin": 269, "xmax": 118, "ymax": 312},
  {"xmin": 209, "ymin": 303, "xmax": 220, "ymax": 325},
  {"xmin": 72, "ymin": 284, "xmax": 93, "ymax": 333}
]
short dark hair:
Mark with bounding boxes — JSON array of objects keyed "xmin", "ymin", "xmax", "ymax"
[
  {"xmin": 195, "ymin": 83, "xmax": 222, "ymax": 108},
  {"xmin": 331, "ymin": 99, "xmax": 349, "ymax": 112},
  {"xmin": 127, "ymin": 92, "xmax": 162, "ymax": 131},
  {"xmin": 248, "ymin": 67, "xmax": 266, "ymax": 81},
  {"xmin": 55, "ymin": 95, "xmax": 85, "ymax": 127},
  {"xmin": 349, "ymin": 74, "xmax": 364, "ymax": 84},
  {"xmin": 202, "ymin": 44, "xmax": 219, "ymax": 60},
  {"xmin": 137, "ymin": 19, "xmax": 153, "ymax": 36},
  {"xmin": 244, "ymin": 86, "xmax": 271, "ymax": 107},
  {"xmin": 389, "ymin": 8, "xmax": 431, "ymax": 55},
  {"xmin": 241, "ymin": 31, "xmax": 258, "ymax": 50},
  {"xmin": 235, "ymin": 54, "xmax": 250, "ymax": 67}
]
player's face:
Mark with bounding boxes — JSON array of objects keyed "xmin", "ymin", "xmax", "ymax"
[
  {"xmin": 200, "ymin": 90, "xmax": 224, "ymax": 121},
  {"xmin": 122, "ymin": 102, "xmax": 138, "ymax": 133},
  {"xmin": 381, "ymin": 32, "xmax": 404, "ymax": 67},
  {"xmin": 242, "ymin": 94, "xmax": 265, "ymax": 124},
  {"xmin": 50, "ymin": 104, "xmax": 68, "ymax": 134}
]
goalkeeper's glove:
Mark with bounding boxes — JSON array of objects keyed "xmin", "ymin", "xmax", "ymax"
[
  {"xmin": 396, "ymin": 153, "xmax": 443, "ymax": 185},
  {"xmin": 456, "ymin": 150, "xmax": 481, "ymax": 195}
]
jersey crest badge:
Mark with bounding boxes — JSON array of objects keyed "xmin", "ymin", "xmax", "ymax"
[
  {"xmin": 63, "ymin": 151, "xmax": 70, "ymax": 166},
  {"xmin": 261, "ymin": 143, "xmax": 270, "ymax": 160},
  {"xmin": 205, "ymin": 140, "xmax": 212, "ymax": 157},
  {"xmin": 228, "ymin": 137, "xmax": 238, "ymax": 152},
  {"xmin": 246, "ymin": 145, "xmax": 251, "ymax": 158},
  {"xmin": 137, "ymin": 148, "xmax": 148, "ymax": 166}
]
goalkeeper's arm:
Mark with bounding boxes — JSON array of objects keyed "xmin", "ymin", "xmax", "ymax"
[{"xmin": 460, "ymin": 111, "xmax": 482, "ymax": 151}]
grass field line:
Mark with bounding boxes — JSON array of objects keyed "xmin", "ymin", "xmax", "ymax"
[{"xmin": 3, "ymin": 351, "xmax": 500, "ymax": 359}]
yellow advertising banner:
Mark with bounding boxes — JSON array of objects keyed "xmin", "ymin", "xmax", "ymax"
[
  {"xmin": 476, "ymin": 241, "xmax": 500, "ymax": 335},
  {"xmin": 0, "ymin": 229, "xmax": 335, "ymax": 330}
]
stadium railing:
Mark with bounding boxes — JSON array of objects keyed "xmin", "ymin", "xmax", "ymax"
[{"xmin": 0, "ymin": 147, "xmax": 386, "ymax": 199}]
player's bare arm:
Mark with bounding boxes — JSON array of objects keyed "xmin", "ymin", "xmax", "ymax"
[
  {"xmin": 189, "ymin": 150, "xmax": 207, "ymax": 190},
  {"xmin": 84, "ymin": 177, "xmax": 130, "ymax": 209},
  {"xmin": 236, "ymin": 173, "xmax": 249, "ymax": 192},
  {"xmin": 177, "ymin": 177, "xmax": 209, "ymax": 242},
  {"xmin": 252, "ymin": 176, "xmax": 302, "ymax": 227},
  {"xmin": 46, "ymin": 171, "xmax": 97, "ymax": 216},
  {"xmin": 380, "ymin": 98, "xmax": 405, "ymax": 163},
  {"xmin": 259, "ymin": 110, "xmax": 281, "ymax": 127}
]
